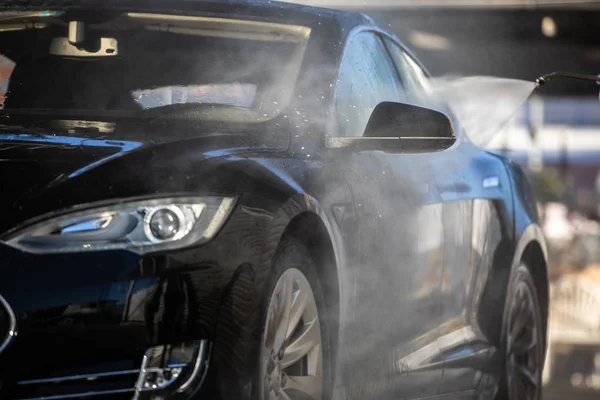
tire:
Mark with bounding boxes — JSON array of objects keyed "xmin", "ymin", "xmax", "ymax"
[
  {"xmin": 255, "ymin": 238, "xmax": 332, "ymax": 400},
  {"xmin": 496, "ymin": 263, "xmax": 545, "ymax": 400}
]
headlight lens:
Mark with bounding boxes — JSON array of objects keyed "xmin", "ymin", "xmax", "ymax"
[{"xmin": 4, "ymin": 197, "xmax": 234, "ymax": 254}]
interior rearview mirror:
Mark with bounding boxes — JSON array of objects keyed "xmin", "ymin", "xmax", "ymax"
[
  {"xmin": 327, "ymin": 102, "xmax": 456, "ymax": 153},
  {"xmin": 50, "ymin": 22, "xmax": 118, "ymax": 57},
  {"xmin": 50, "ymin": 37, "xmax": 119, "ymax": 57}
]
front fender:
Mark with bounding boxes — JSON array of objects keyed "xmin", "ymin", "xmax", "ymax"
[{"xmin": 510, "ymin": 222, "xmax": 548, "ymax": 272}]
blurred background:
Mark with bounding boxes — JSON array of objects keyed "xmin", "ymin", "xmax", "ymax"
[{"xmin": 286, "ymin": 0, "xmax": 600, "ymax": 398}]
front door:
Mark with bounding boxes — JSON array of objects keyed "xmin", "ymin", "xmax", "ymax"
[
  {"xmin": 382, "ymin": 38, "xmax": 514, "ymax": 395},
  {"xmin": 331, "ymin": 30, "xmax": 445, "ymax": 399}
]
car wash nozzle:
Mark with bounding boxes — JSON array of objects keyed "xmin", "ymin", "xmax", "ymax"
[{"xmin": 535, "ymin": 71, "xmax": 600, "ymax": 88}]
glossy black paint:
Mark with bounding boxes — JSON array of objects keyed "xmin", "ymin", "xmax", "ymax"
[{"xmin": 0, "ymin": 1, "xmax": 547, "ymax": 400}]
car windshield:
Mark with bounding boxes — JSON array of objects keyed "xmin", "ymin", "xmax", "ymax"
[{"xmin": 0, "ymin": 11, "xmax": 311, "ymax": 122}]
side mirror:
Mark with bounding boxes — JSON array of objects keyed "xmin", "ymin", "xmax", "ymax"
[
  {"xmin": 364, "ymin": 101, "xmax": 455, "ymax": 139},
  {"xmin": 327, "ymin": 102, "xmax": 456, "ymax": 153}
]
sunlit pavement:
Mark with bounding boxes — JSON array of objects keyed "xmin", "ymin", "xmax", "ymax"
[
  {"xmin": 543, "ymin": 385, "xmax": 599, "ymax": 400},
  {"xmin": 543, "ymin": 348, "xmax": 600, "ymax": 399}
]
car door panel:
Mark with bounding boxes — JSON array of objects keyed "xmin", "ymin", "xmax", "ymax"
[
  {"xmin": 340, "ymin": 150, "xmax": 444, "ymax": 400},
  {"xmin": 386, "ymin": 153, "xmax": 446, "ymax": 399},
  {"xmin": 332, "ymin": 30, "xmax": 445, "ymax": 399},
  {"xmin": 429, "ymin": 143, "xmax": 515, "ymax": 394}
]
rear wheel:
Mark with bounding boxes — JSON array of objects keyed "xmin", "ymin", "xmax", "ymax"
[
  {"xmin": 497, "ymin": 264, "xmax": 544, "ymax": 400},
  {"xmin": 258, "ymin": 239, "xmax": 331, "ymax": 400}
]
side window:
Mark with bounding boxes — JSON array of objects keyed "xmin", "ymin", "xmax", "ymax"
[
  {"xmin": 383, "ymin": 38, "xmax": 433, "ymax": 108},
  {"xmin": 334, "ymin": 32, "xmax": 406, "ymax": 137},
  {"xmin": 0, "ymin": 54, "xmax": 15, "ymax": 109},
  {"xmin": 385, "ymin": 38, "xmax": 461, "ymax": 136}
]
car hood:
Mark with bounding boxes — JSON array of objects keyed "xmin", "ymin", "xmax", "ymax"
[
  {"xmin": 0, "ymin": 121, "xmax": 288, "ymax": 235},
  {"xmin": 0, "ymin": 132, "xmax": 142, "ymax": 202}
]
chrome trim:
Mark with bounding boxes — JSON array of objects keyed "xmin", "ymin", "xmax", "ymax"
[
  {"xmin": 326, "ymin": 136, "xmax": 401, "ymax": 148},
  {"xmin": 16, "ymin": 388, "xmax": 134, "ymax": 400},
  {"xmin": 198, "ymin": 343, "xmax": 211, "ymax": 390},
  {"xmin": 167, "ymin": 363, "xmax": 189, "ymax": 368},
  {"xmin": 138, "ymin": 367, "xmax": 183, "ymax": 391},
  {"xmin": 0, "ymin": 293, "xmax": 17, "ymax": 355},
  {"xmin": 18, "ymin": 370, "xmax": 140, "ymax": 385},
  {"xmin": 133, "ymin": 349, "xmax": 187, "ymax": 397},
  {"xmin": 16, "ymin": 342, "xmax": 209, "ymax": 400},
  {"xmin": 134, "ymin": 350, "xmax": 151, "ymax": 395},
  {"xmin": 177, "ymin": 340, "xmax": 208, "ymax": 393}
]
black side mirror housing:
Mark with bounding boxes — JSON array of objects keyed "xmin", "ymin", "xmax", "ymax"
[
  {"xmin": 326, "ymin": 102, "xmax": 456, "ymax": 153},
  {"xmin": 363, "ymin": 101, "xmax": 455, "ymax": 139},
  {"xmin": 326, "ymin": 101, "xmax": 456, "ymax": 153}
]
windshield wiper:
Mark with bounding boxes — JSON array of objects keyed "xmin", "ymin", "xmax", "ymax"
[
  {"xmin": 0, "ymin": 108, "xmax": 136, "ymax": 119},
  {"xmin": 139, "ymin": 103, "xmax": 247, "ymax": 115}
]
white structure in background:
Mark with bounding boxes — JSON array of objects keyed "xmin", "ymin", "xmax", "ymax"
[
  {"xmin": 486, "ymin": 96, "xmax": 600, "ymax": 163},
  {"xmin": 544, "ymin": 274, "xmax": 600, "ymax": 388},
  {"xmin": 487, "ymin": 123, "xmax": 600, "ymax": 159},
  {"xmin": 543, "ymin": 202, "xmax": 575, "ymax": 242},
  {"xmin": 528, "ymin": 95, "xmax": 544, "ymax": 172}
]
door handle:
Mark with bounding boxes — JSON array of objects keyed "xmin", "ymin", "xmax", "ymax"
[
  {"xmin": 483, "ymin": 176, "xmax": 500, "ymax": 189},
  {"xmin": 439, "ymin": 182, "xmax": 470, "ymax": 193}
]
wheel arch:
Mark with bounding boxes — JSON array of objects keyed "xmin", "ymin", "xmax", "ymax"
[
  {"xmin": 482, "ymin": 223, "xmax": 548, "ymax": 350},
  {"xmin": 280, "ymin": 211, "xmax": 341, "ymax": 347},
  {"xmin": 520, "ymin": 240, "xmax": 549, "ymax": 337},
  {"xmin": 494, "ymin": 231, "xmax": 548, "ymax": 399},
  {"xmin": 508, "ymin": 223, "xmax": 549, "ymax": 349}
]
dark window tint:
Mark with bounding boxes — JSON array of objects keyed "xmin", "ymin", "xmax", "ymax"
[
  {"xmin": 0, "ymin": 13, "xmax": 310, "ymax": 123},
  {"xmin": 334, "ymin": 32, "xmax": 406, "ymax": 137},
  {"xmin": 384, "ymin": 37, "xmax": 461, "ymax": 137},
  {"xmin": 383, "ymin": 38, "xmax": 433, "ymax": 108}
]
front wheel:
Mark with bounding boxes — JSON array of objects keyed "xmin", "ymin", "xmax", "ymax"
[
  {"xmin": 257, "ymin": 239, "xmax": 331, "ymax": 400},
  {"xmin": 497, "ymin": 264, "xmax": 545, "ymax": 400}
]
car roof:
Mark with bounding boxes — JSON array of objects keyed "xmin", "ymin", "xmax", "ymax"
[{"xmin": 0, "ymin": 0, "xmax": 376, "ymax": 31}]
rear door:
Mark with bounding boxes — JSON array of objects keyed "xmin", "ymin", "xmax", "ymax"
[
  {"xmin": 332, "ymin": 30, "xmax": 445, "ymax": 400},
  {"xmin": 383, "ymin": 39, "xmax": 515, "ymax": 394},
  {"xmin": 433, "ymin": 148, "xmax": 514, "ymax": 395}
]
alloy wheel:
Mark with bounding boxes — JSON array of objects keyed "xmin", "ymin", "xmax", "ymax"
[
  {"xmin": 260, "ymin": 268, "xmax": 323, "ymax": 400},
  {"xmin": 505, "ymin": 279, "xmax": 542, "ymax": 400}
]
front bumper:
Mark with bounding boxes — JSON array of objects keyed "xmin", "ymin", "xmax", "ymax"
[
  {"xmin": 0, "ymin": 202, "xmax": 277, "ymax": 399},
  {"xmin": 8, "ymin": 339, "xmax": 210, "ymax": 400}
]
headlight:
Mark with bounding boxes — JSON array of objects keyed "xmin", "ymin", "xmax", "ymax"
[{"xmin": 4, "ymin": 197, "xmax": 234, "ymax": 254}]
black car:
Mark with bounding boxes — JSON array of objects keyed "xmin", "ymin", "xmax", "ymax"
[{"xmin": 0, "ymin": 1, "xmax": 548, "ymax": 400}]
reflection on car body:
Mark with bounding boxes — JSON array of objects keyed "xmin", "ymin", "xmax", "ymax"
[{"xmin": 0, "ymin": 1, "xmax": 547, "ymax": 400}]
